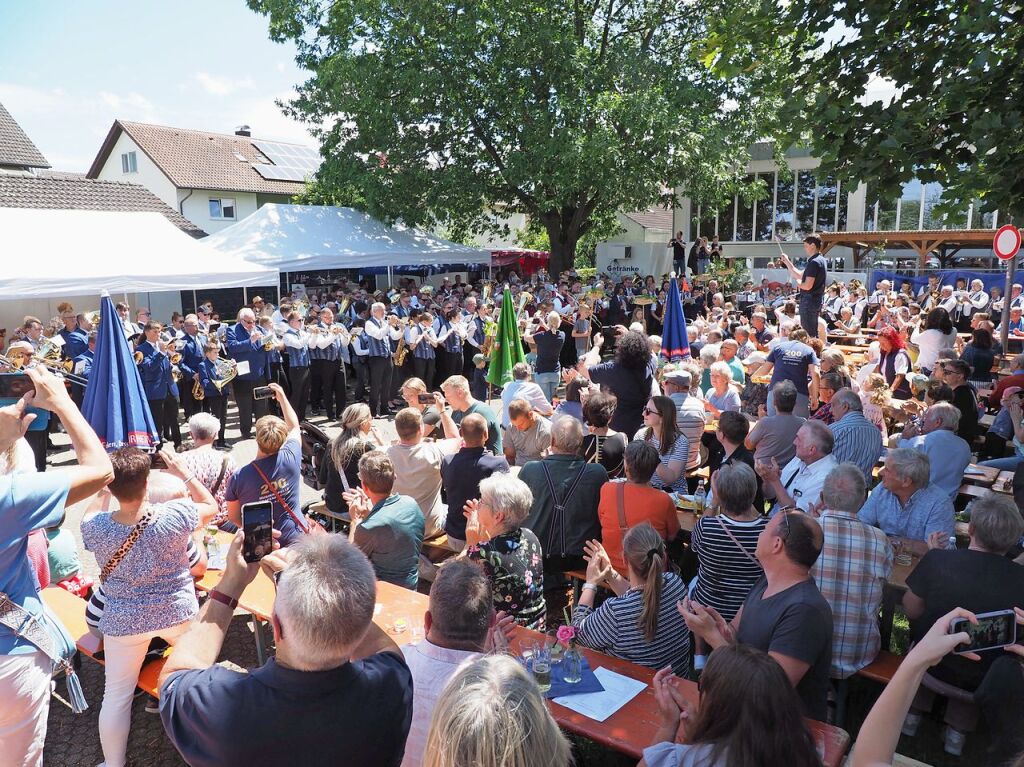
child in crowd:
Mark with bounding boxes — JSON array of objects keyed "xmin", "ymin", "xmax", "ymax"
[
  {"xmin": 198, "ymin": 343, "xmax": 229, "ymax": 447},
  {"xmin": 859, "ymin": 372, "xmax": 891, "ymax": 439},
  {"xmin": 471, "ymin": 353, "xmax": 489, "ymax": 401}
]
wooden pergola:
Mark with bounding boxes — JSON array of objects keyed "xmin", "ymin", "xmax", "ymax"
[{"xmin": 820, "ymin": 229, "xmax": 996, "ymax": 268}]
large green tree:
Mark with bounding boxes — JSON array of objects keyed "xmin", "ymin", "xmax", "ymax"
[
  {"xmin": 712, "ymin": 0, "xmax": 1023, "ymax": 223},
  {"xmin": 250, "ymin": 0, "xmax": 790, "ymax": 273}
]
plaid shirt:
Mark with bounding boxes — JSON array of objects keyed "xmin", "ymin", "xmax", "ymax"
[{"xmin": 811, "ymin": 510, "xmax": 893, "ymax": 678}]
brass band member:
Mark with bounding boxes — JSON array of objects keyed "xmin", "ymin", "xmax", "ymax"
[
  {"xmin": 281, "ymin": 311, "xmax": 312, "ymax": 420},
  {"xmin": 136, "ymin": 320, "xmax": 181, "ymax": 449},
  {"xmin": 364, "ymin": 302, "xmax": 403, "ymax": 418},
  {"xmin": 407, "ymin": 311, "xmax": 440, "ymax": 388}
]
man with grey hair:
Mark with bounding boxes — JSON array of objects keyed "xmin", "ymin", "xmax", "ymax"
[
  {"xmin": 810, "ymin": 463, "xmax": 893, "ymax": 681},
  {"xmin": 158, "ymin": 534, "xmax": 413, "ymax": 766},
  {"xmin": 499, "ymin": 361, "xmax": 552, "ymax": 429},
  {"xmin": 520, "ymin": 416, "xmax": 607, "ymax": 575},
  {"xmin": 901, "ymin": 492, "xmax": 1024, "ymax": 752},
  {"xmin": 828, "ymin": 388, "xmax": 883, "ymax": 482},
  {"xmin": 897, "ymin": 402, "xmax": 971, "ymax": 499},
  {"xmin": 746, "ymin": 380, "xmax": 805, "ymax": 467},
  {"xmin": 226, "ymin": 307, "xmax": 270, "ymax": 439},
  {"xmin": 364, "ymin": 301, "xmax": 404, "ymax": 418},
  {"xmin": 857, "ymin": 448, "xmax": 955, "ymax": 555},
  {"xmin": 757, "ymin": 420, "xmax": 837, "ymax": 516},
  {"xmin": 662, "ymin": 366, "xmax": 706, "ymax": 470}
]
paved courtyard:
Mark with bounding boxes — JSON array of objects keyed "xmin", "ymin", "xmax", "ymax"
[{"xmin": 45, "ymin": 402, "xmax": 400, "ymax": 766}]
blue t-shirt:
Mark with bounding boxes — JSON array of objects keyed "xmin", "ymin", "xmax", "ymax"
[
  {"xmin": 767, "ymin": 340, "xmax": 819, "ymax": 396},
  {"xmin": 0, "ymin": 473, "xmax": 71, "ymax": 655},
  {"xmin": 225, "ymin": 438, "xmax": 304, "ymax": 546}
]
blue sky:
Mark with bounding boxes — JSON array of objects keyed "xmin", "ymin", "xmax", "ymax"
[{"xmin": 0, "ymin": 1, "xmax": 313, "ymax": 171}]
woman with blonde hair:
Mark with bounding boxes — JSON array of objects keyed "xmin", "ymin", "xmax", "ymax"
[
  {"xmin": 424, "ymin": 655, "xmax": 571, "ymax": 767},
  {"xmin": 819, "ymin": 348, "xmax": 853, "ymax": 390},
  {"xmin": 571, "ymin": 523, "xmax": 690, "ymax": 674},
  {"xmin": 319, "ymin": 402, "xmax": 384, "ymax": 515},
  {"xmin": 400, "ymin": 376, "xmax": 444, "ymax": 438}
]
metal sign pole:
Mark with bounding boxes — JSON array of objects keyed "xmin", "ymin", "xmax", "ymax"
[{"xmin": 1001, "ymin": 257, "xmax": 1015, "ymax": 356}]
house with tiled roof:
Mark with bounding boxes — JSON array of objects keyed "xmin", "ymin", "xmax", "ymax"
[
  {"xmin": 87, "ymin": 120, "xmax": 317, "ymax": 233},
  {"xmin": 0, "ymin": 101, "xmax": 204, "ymax": 237}
]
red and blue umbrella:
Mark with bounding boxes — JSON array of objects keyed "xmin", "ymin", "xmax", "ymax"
[
  {"xmin": 660, "ymin": 275, "xmax": 691, "ymax": 361},
  {"xmin": 81, "ymin": 293, "xmax": 159, "ymax": 450}
]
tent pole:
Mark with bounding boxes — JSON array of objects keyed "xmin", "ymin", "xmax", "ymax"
[
  {"xmin": 243, "ymin": 287, "xmax": 248, "ymax": 307},
  {"xmin": 192, "ymin": 289, "xmax": 197, "ymax": 314},
  {"xmin": 284, "ymin": 271, "xmax": 290, "ymax": 301}
]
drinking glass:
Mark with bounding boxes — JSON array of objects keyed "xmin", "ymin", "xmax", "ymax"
[{"xmin": 532, "ymin": 644, "xmax": 552, "ymax": 692}]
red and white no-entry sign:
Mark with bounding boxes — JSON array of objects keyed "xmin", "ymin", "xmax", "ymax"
[{"xmin": 994, "ymin": 224, "xmax": 1022, "ymax": 260}]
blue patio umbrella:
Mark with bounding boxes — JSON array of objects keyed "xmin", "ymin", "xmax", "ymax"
[
  {"xmin": 660, "ymin": 275, "xmax": 691, "ymax": 361},
  {"xmin": 81, "ymin": 293, "xmax": 159, "ymax": 450}
]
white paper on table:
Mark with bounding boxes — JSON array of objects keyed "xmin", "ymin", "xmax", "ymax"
[{"xmin": 551, "ymin": 667, "xmax": 647, "ymax": 722}]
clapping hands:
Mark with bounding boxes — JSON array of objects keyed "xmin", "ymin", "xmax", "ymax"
[
  {"xmin": 652, "ymin": 667, "xmax": 696, "ymax": 736},
  {"xmin": 583, "ymin": 539, "xmax": 613, "ymax": 585},
  {"xmin": 342, "ymin": 487, "xmax": 373, "ymax": 522}
]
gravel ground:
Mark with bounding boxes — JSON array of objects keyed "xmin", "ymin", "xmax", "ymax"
[{"xmin": 44, "ymin": 401, "xmax": 399, "ymax": 766}]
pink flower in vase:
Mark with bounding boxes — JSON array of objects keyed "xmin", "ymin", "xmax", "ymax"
[{"xmin": 556, "ymin": 625, "xmax": 576, "ymax": 647}]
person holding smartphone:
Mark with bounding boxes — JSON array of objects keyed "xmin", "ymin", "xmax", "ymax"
[
  {"xmin": 225, "ymin": 383, "xmax": 305, "ymax": 546},
  {"xmin": 899, "ymin": 492, "xmax": 1024, "ymax": 751}
]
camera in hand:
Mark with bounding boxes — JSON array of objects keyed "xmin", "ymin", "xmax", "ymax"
[
  {"xmin": 0, "ymin": 373, "xmax": 35, "ymax": 399},
  {"xmin": 950, "ymin": 610, "xmax": 1017, "ymax": 654},
  {"xmin": 242, "ymin": 500, "xmax": 274, "ymax": 563},
  {"xmin": 253, "ymin": 386, "xmax": 274, "ymax": 400}
]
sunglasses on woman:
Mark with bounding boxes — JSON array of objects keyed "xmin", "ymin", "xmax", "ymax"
[{"xmin": 642, "ymin": 407, "xmax": 658, "ymax": 416}]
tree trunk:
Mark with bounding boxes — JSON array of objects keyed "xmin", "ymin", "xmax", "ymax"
[{"xmin": 545, "ymin": 222, "xmax": 579, "ymax": 275}]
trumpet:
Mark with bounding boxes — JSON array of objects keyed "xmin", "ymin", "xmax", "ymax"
[{"xmin": 171, "ymin": 364, "xmax": 182, "ymax": 383}]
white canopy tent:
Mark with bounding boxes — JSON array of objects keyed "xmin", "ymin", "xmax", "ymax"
[
  {"xmin": 200, "ymin": 203, "xmax": 491, "ymax": 273},
  {"xmin": 0, "ymin": 208, "xmax": 279, "ymax": 298}
]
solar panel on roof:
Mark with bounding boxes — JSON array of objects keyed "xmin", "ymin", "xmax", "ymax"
[
  {"xmin": 253, "ymin": 164, "xmax": 310, "ymax": 182},
  {"xmin": 252, "ymin": 140, "xmax": 320, "ymax": 175}
]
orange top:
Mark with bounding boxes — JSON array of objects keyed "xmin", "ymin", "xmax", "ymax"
[{"xmin": 597, "ymin": 482, "xmax": 679, "ymax": 573}]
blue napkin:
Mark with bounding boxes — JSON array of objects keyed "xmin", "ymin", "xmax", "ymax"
[{"xmin": 542, "ymin": 655, "xmax": 605, "ymax": 699}]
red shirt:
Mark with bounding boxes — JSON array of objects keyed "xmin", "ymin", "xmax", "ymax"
[
  {"xmin": 988, "ymin": 373, "xmax": 1024, "ymax": 410},
  {"xmin": 597, "ymin": 482, "xmax": 679, "ymax": 574}
]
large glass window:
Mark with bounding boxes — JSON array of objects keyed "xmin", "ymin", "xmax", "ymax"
[
  {"xmin": 755, "ymin": 173, "xmax": 775, "ymax": 241},
  {"xmin": 735, "ymin": 175, "xmax": 755, "ymax": 241},
  {"xmin": 721, "ymin": 196, "xmax": 737, "ymax": 240},
  {"xmin": 921, "ymin": 181, "xmax": 945, "ymax": 229},
  {"xmin": 815, "ymin": 175, "xmax": 838, "ymax": 232},
  {"xmin": 698, "ymin": 206, "xmax": 717, "ymax": 239},
  {"xmin": 837, "ymin": 181, "xmax": 849, "ymax": 231},
  {"xmin": 795, "ymin": 171, "xmax": 816, "ymax": 236},
  {"xmin": 897, "ymin": 179, "xmax": 922, "ymax": 230},
  {"xmin": 877, "ymin": 200, "xmax": 897, "ymax": 230},
  {"xmin": 774, "ymin": 173, "xmax": 795, "ymax": 240}
]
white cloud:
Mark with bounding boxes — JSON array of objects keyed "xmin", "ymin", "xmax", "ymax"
[
  {"xmin": 0, "ymin": 82, "xmax": 64, "ymax": 113},
  {"xmin": 195, "ymin": 72, "xmax": 255, "ymax": 97},
  {"xmin": 860, "ymin": 73, "xmax": 900, "ymax": 107}
]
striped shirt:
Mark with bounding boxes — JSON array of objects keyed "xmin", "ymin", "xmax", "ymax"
[
  {"xmin": 810, "ymin": 510, "xmax": 893, "ymax": 678},
  {"xmin": 572, "ymin": 573, "xmax": 691, "ymax": 675},
  {"xmin": 691, "ymin": 514, "xmax": 767, "ymax": 622},
  {"xmin": 633, "ymin": 427, "xmax": 689, "ymax": 492},
  {"xmin": 829, "ymin": 411, "xmax": 884, "ymax": 482}
]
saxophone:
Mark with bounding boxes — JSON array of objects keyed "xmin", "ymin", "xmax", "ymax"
[{"xmin": 394, "ymin": 334, "xmax": 409, "ymax": 366}]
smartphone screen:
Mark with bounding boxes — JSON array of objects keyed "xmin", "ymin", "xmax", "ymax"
[
  {"xmin": 417, "ymin": 393, "xmax": 435, "ymax": 404},
  {"xmin": 0, "ymin": 373, "xmax": 35, "ymax": 399},
  {"xmin": 242, "ymin": 501, "xmax": 274, "ymax": 563},
  {"xmin": 252, "ymin": 385, "xmax": 274, "ymax": 400},
  {"xmin": 951, "ymin": 610, "xmax": 1017, "ymax": 654}
]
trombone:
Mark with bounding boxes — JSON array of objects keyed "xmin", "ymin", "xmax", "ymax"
[{"xmin": 0, "ymin": 351, "xmax": 90, "ymax": 388}]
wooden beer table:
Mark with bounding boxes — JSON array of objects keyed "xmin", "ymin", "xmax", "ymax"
[{"xmin": 196, "ymin": 536, "xmax": 851, "ymax": 765}]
